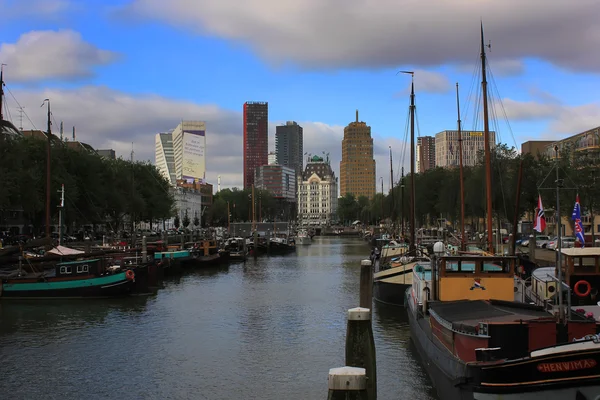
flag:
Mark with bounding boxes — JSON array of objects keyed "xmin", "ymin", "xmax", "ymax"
[
  {"xmin": 572, "ymin": 194, "xmax": 585, "ymax": 247},
  {"xmin": 534, "ymin": 194, "xmax": 546, "ymax": 233}
]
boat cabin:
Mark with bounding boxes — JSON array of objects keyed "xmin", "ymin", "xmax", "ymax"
[
  {"xmin": 55, "ymin": 259, "xmax": 102, "ymax": 277},
  {"xmin": 435, "ymin": 256, "xmax": 516, "ymax": 302}
]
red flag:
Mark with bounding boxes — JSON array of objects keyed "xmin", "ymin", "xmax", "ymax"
[{"xmin": 534, "ymin": 194, "xmax": 546, "ymax": 233}]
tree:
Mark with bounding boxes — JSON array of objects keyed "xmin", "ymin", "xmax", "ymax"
[
  {"xmin": 193, "ymin": 215, "xmax": 200, "ymax": 227},
  {"xmin": 174, "ymin": 215, "xmax": 180, "ymax": 229},
  {"xmin": 182, "ymin": 210, "xmax": 190, "ymax": 229}
]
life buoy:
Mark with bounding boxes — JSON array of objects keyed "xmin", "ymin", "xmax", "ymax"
[
  {"xmin": 574, "ymin": 280, "xmax": 592, "ymax": 297},
  {"xmin": 125, "ymin": 270, "xmax": 135, "ymax": 281}
]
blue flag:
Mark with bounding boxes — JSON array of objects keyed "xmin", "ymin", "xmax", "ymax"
[{"xmin": 572, "ymin": 194, "xmax": 585, "ymax": 248}]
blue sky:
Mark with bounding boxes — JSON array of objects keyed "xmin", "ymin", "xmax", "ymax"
[{"xmin": 1, "ymin": 0, "xmax": 599, "ymax": 189}]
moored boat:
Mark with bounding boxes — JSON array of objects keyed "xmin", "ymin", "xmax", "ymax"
[
  {"xmin": 373, "ymin": 258, "xmax": 428, "ymax": 306},
  {"xmin": 1, "ymin": 258, "xmax": 135, "ymax": 299},
  {"xmin": 407, "ymin": 253, "xmax": 600, "ymax": 399},
  {"xmin": 296, "ymin": 229, "xmax": 312, "ymax": 245}
]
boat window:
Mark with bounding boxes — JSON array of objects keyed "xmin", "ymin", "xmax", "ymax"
[
  {"xmin": 76, "ymin": 265, "xmax": 89, "ymax": 273},
  {"xmin": 60, "ymin": 266, "xmax": 66, "ymax": 274},
  {"xmin": 445, "ymin": 260, "xmax": 474, "ymax": 273},
  {"xmin": 65, "ymin": 266, "xmax": 72, "ymax": 274},
  {"xmin": 482, "ymin": 260, "xmax": 510, "ymax": 273}
]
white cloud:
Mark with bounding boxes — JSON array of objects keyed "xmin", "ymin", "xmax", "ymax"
[
  {"xmin": 1, "ymin": 0, "xmax": 73, "ymax": 19},
  {"xmin": 394, "ymin": 70, "xmax": 451, "ymax": 96},
  {"xmin": 502, "ymin": 98, "xmax": 600, "ymax": 139},
  {"xmin": 0, "ymin": 30, "xmax": 119, "ymax": 82},
  {"xmin": 121, "ymin": 0, "xmax": 600, "ymax": 71},
  {"xmin": 5, "ymin": 86, "xmax": 409, "ymax": 193}
]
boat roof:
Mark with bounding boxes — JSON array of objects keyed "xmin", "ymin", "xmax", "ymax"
[
  {"xmin": 561, "ymin": 248, "xmax": 600, "ymax": 257},
  {"xmin": 57, "ymin": 258, "xmax": 100, "ymax": 266},
  {"xmin": 429, "ymin": 300, "xmax": 552, "ymax": 329},
  {"xmin": 531, "ymin": 266, "xmax": 556, "ymax": 282}
]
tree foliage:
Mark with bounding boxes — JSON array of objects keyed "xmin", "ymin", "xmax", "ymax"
[{"xmin": 0, "ymin": 134, "xmax": 174, "ymax": 233}]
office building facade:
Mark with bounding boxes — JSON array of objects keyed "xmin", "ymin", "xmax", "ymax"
[
  {"xmin": 416, "ymin": 136, "xmax": 435, "ymax": 173},
  {"xmin": 275, "ymin": 121, "xmax": 303, "ymax": 176},
  {"xmin": 298, "ymin": 155, "xmax": 338, "ymax": 226},
  {"xmin": 339, "ymin": 110, "xmax": 376, "ymax": 198},
  {"xmin": 435, "ymin": 130, "xmax": 496, "ymax": 168},
  {"xmin": 243, "ymin": 102, "xmax": 269, "ymax": 188}
]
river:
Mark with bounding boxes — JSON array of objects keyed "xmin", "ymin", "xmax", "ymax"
[{"xmin": 0, "ymin": 237, "xmax": 437, "ymax": 400}]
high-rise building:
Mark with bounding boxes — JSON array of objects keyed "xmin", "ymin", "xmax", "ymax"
[
  {"xmin": 435, "ymin": 130, "xmax": 496, "ymax": 168},
  {"xmin": 243, "ymin": 102, "xmax": 269, "ymax": 189},
  {"xmin": 340, "ymin": 110, "xmax": 376, "ymax": 199},
  {"xmin": 155, "ymin": 132, "xmax": 176, "ymax": 184},
  {"xmin": 172, "ymin": 121, "xmax": 206, "ymax": 183},
  {"xmin": 416, "ymin": 136, "xmax": 435, "ymax": 173},
  {"xmin": 255, "ymin": 165, "xmax": 296, "ymax": 202},
  {"xmin": 275, "ymin": 121, "xmax": 303, "ymax": 176},
  {"xmin": 521, "ymin": 140, "xmax": 553, "ymax": 160},
  {"xmin": 268, "ymin": 151, "xmax": 277, "ymax": 165},
  {"xmin": 298, "ymin": 154, "xmax": 338, "ymax": 226}
]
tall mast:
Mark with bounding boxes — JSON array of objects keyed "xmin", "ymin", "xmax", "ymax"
[
  {"xmin": 0, "ymin": 64, "xmax": 5, "ymax": 121},
  {"xmin": 456, "ymin": 83, "xmax": 466, "ymax": 251},
  {"xmin": 401, "ymin": 167, "xmax": 405, "ymax": 237},
  {"xmin": 389, "ymin": 146, "xmax": 395, "ymax": 234},
  {"xmin": 42, "ymin": 99, "xmax": 52, "ymax": 239},
  {"xmin": 480, "ymin": 23, "xmax": 494, "ymax": 254}
]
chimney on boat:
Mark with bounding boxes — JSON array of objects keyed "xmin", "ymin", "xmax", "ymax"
[{"xmin": 355, "ymin": 109, "xmax": 359, "ymax": 123}]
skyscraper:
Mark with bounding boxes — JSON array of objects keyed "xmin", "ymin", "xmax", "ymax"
[
  {"xmin": 172, "ymin": 121, "xmax": 206, "ymax": 183},
  {"xmin": 340, "ymin": 110, "xmax": 376, "ymax": 199},
  {"xmin": 243, "ymin": 102, "xmax": 269, "ymax": 188},
  {"xmin": 416, "ymin": 136, "xmax": 436, "ymax": 173},
  {"xmin": 275, "ymin": 121, "xmax": 303, "ymax": 176},
  {"xmin": 155, "ymin": 132, "xmax": 176, "ymax": 184},
  {"xmin": 435, "ymin": 130, "xmax": 495, "ymax": 168}
]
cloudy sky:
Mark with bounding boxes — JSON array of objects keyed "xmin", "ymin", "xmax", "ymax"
[{"xmin": 1, "ymin": 0, "xmax": 599, "ymax": 191}]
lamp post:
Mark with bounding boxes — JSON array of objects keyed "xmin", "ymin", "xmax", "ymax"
[{"xmin": 432, "ymin": 241, "xmax": 445, "ymax": 301}]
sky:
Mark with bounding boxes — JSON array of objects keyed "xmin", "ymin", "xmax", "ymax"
[{"xmin": 1, "ymin": 0, "xmax": 599, "ymax": 191}]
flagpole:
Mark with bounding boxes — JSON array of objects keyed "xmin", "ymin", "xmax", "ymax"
[{"xmin": 554, "ymin": 145, "xmax": 564, "ymax": 324}]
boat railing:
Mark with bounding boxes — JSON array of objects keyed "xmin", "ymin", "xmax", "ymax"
[{"xmin": 514, "ymin": 276, "xmax": 553, "ymax": 312}]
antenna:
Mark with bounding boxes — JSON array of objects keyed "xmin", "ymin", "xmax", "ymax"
[
  {"xmin": 72, "ymin": 126, "xmax": 75, "ymax": 141},
  {"xmin": 131, "ymin": 142, "xmax": 134, "ymax": 162},
  {"xmin": 17, "ymin": 106, "xmax": 25, "ymax": 131},
  {"xmin": 60, "ymin": 121, "xmax": 63, "ymax": 141}
]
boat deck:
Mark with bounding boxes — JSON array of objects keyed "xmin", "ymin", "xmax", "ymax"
[{"xmin": 429, "ymin": 299, "xmax": 553, "ymax": 328}]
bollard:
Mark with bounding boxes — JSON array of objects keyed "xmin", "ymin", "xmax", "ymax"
[
  {"xmin": 345, "ymin": 308, "xmax": 376, "ymax": 400},
  {"xmin": 359, "ymin": 260, "xmax": 373, "ymax": 309},
  {"xmin": 142, "ymin": 235, "xmax": 147, "ymax": 263},
  {"xmin": 327, "ymin": 366, "xmax": 367, "ymax": 400},
  {"xmin": 528, "ymin": 234, "xmax": 536, "ymax": 262}
]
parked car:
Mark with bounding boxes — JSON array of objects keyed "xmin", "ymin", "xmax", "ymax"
[
  {"xmin": 547, "ymin": 237, "xmax": 576, "ymax": 250},
  {"xmin": 535, "ymin": 235, "xmax": 552, "ymax": 248}
]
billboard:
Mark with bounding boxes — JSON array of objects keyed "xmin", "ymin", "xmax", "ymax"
[{"xmin": 181, "ymin": 130, "xmax": 206, "ymax": 182}]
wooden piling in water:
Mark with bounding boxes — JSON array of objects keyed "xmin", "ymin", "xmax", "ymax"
[
  {"xmin": 359, "ymin": 260, "xmax": 373, "ymax": 309},
  {"xmin": 327, "ymin": 366, "xmax": 367, "ymax": 400},
  {"xmin": 345, "ymin": 308, "xmax": 376, "ymax": 400},
  {"xmin": 529, "ymin": 234, "xmax": 536, "ymax": 262},
  {"xmin": 142, "ymin": 236, "xmax": 147, "ymax": 262}
]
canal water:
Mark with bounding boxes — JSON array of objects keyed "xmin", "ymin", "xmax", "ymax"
[{"xmin": 0, "ymin": 237, "xmax": 437, "ymax": 400}]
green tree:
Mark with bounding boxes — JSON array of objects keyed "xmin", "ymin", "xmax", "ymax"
[
  {"xmin": 173, "ymin": 215, "xmax": 180, "ymax": 229},
  {"xmin": 182, "ymin": 211, "xmax": 190, "ymax": 229}
]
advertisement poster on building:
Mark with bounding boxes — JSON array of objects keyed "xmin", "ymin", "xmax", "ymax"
[{"xmin": 182, "ymin": 130, "xmax": 206, "ymax": 183}]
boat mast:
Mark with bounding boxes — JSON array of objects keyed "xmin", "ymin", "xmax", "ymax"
[
  {"xmin": 480, "ymin": 23, "xmax": 494, "ymax": 254},
  {"xmin": 554, "ymin": 145, "xmax": 564, "ymax": 323},
  {"xmin": 407, "ymin": 73, "xmax": 416, "ymax": 253},
  {"xmin": 42, "ymin": 99, "xmax": 52, "ymax": 240},
  {"xmin": 58, "ymin": 184, "xmax": 65, "ymax": 245},
  {"xmin": 456, "ymin": 83, "xmax": 466, "ymax": 251},
  {"xmin": 0, "ymin": 64, "xmax": 5, "ymax": 121},
  {"xmin": 401, "ymin": 167, "xmax": 405, "ymax": 237},
  {"xmin": 389, "ymin": 146, "xmax": 395, "ymax": 236}
]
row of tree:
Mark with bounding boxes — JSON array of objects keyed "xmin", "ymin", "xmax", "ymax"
[
  {"xmin": 337, "ymin": 143, "xmax": 600, "ymax": 234},
  {"xmin": 0, "ymin": 134, "xmax": 174, "ymax": 234}
]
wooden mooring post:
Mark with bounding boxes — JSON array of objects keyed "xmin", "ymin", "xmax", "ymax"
[
  {"xmin": 327, "ymin": 367, "xmax": 367, "ymax": 400},
  {"xmin": 345, "ymin": 307, "xmax": 376, "ymax": 400},
  {"xmin": 359, "ymin": 259, "xmax": 373, "ymax": 309}
]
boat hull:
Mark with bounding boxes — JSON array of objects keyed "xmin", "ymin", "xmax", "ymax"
[
  {"xmin": 296, "ymin": 236, "xmax": 311, "ymax": 245},
  {"xmin": 373, "ymin": 280, "xmax": 410, "ymax": 306},
  {"xmin": 406, "ymin": 289, "xmax": 600, "ymax": 400},
  {"xmin": 1, "ymin": 272, "xmax": 134, "ymax": 299}
]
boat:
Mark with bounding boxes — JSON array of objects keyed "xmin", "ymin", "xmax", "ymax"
[
  {"xmin": 406, "ymin": 254, "xmax": 600, "ymax": 399},
  {"xmin": 224, "ymin": 237, "xmax": 248, "ymax": 261},
  {"xmin": 0, "ymin": 258, "xmax": 135, "ymax": 299},
  {"xmin": 269, "ymin": 233, "xmax": 296, "ymax": 254},
  {"xmin": 190, "ymin": 239, "xmax": 221, "ymax": 266},
  {"xmin": 154, "ymin": 248, "xmax": 191, "ymax": 275},
  {"xmin": 405, "ymin": 24, "xmax": 600, "ymax": 399},
  {"xmin": 296, "ymin": 229, "xmax": 312, "ymax": 245}
]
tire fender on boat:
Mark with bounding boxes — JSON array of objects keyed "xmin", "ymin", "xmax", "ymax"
[
  {"xmin": 126, "ymin": 269, "xmax": 135, "ymax": 281},
  {"xmin": 574, "ymin": 279, "xmax": 592, "ymax": 297}
]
